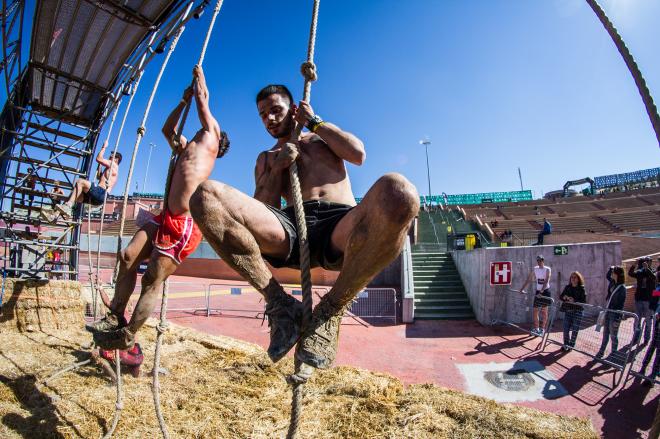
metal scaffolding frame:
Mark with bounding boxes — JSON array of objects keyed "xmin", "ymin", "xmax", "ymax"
[{"xmin": 0, "ymin": 0, "xmax": 209, "ymax": 280}]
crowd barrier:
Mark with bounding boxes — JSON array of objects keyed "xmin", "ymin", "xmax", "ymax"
[
  {"xmin": 546, "ymin": 303, "xmax": 639, "ymax": 387},
  {"xmin": 491, "ymin": 289, "xmax": 558, "ymax": 343},
  {"xmin": 346, "ymin": 288, "xmax": 397, "ymax": 324},
  {"xmin": 492, "ymin": 290, "xmax": 654, "ymax": 387}
]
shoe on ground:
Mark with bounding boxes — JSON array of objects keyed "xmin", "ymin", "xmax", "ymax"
[
  {"xmin": 85, "ymin": 312, "xmax": 127, "ymax": 334},
  {"xmin": 264, "ymin": 293, "xmax": 304, "ymax": 363},
  {"xmin": 55, "ymin": 203, "xmax": 72, "ymax": 219},
  {"xmin": 295, "ymin": 298, "xmax": 345, "ymax": 369},
  {"xmin": 595, "ymin": 350, "xmax": 605, "ymax": 359},
  {"xmin": 561, "ymin": 345, "xmax": 571, "ymax": 352},
  {"xmin": 93, "ymin": 327, "xmax": 135, "ymax": 350},
  {"xmin": 530, "ymin": 328, "xmax": 540, "ymax": 337}
]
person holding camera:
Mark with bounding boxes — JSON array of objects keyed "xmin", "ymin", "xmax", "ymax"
[
  {"xmin": 597, "ymin": 266, "xmax": 627, "ymax": 360},
  {"xmin": 559, "ymin": 271, "xmax": 587, "ymax": 351},
  {"xmin": 629, "ymin": 257, "xmax": 656, "ymax": 345}
]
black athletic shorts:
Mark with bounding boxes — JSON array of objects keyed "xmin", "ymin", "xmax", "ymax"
[
  {"xmin": 262, "ymin": 200, "xmax": 354, "ymax": 271},
  {"xmin": 82, "ymin": 184, "xmax": 107, "ymax": 206},
  {"xmin": 533, "ymin": 289, "xmax": 552, "ymax": 308}
]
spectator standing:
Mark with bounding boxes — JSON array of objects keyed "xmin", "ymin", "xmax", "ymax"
[
  {"xmin": 639, "ymin": 274, "xmax": 659, "ymax": 385},
  {"xmin": 519, "ymin": 255, "xmax": 552, "ymax": 336},
  {"xmin": 536, "ymin": 218, "xmax": 552, "ymax": 245},
  {"xmin": 596, "ymin": 266, "xmax": 627, "ymax": 360},
  {"xmin": 560, "ymin": 271, "xmax": 587, "ymax": 351},
  {"xmin": 629, "ymin": 257, "xmax": 656, "ymax": 345}
]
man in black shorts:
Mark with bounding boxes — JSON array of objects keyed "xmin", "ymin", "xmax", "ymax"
[
  {"xmin": 190, "ymin": 84, "xmax": 419, "ymax": 369},
  {"xmin": 519, "ymin": 254, "xmax": 552, "ymax": 336},
  {"xmin": 44, "ymin": 141, "xmax": 121, "ymax": 221}
]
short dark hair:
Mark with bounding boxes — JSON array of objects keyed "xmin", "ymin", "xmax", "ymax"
[
  {"xmin": 612, "ymin": 266, "xmax": 625, "ymax": 284},
  {"xmin": 256, "ymin": 84, "xmax": 293, "ymax": 106},
  {"xmin": 217, "ymin": 130, "xmax": 230, "ymax": 158}
]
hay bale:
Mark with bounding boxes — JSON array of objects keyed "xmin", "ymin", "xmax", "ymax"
[
  {"xmin": 0, "ymin": 279, "xmax": 84, "ymax": 333},
  {"xmin": 0, "ymin": 323, "xmax": 598, "ymax": 439}
]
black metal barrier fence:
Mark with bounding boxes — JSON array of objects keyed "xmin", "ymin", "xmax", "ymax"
[{"xmin": 492, "ymin": 290, "xmax": 650, "ymax": 387}]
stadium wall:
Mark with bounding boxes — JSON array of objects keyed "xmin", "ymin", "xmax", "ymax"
[
  {"xmin": 452, "ymin": 241, "xmax": 621, "ymax": 325},
  {"xmin": 81, "ymin": 237, "xmax": 401, "ymax": 289}
]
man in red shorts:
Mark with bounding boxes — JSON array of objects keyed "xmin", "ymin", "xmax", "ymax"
[{"xmin": 88, "ymin": 65, "xmax": 229, "ymax": 349}]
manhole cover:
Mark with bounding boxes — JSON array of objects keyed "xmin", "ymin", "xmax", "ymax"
[{"xmin": 484, "ymin": 368, "xmax": 535, "ymax": 391}]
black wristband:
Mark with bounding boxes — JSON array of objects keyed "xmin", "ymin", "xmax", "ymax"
[{"xmin": 306, "ymin": 114, "xmax": 323, "ymax": 132}]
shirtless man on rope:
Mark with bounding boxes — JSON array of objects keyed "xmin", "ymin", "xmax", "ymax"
[
  {"xmin": 44, "ymin": 142, "xmax": 121, "ymax": 221},
  {"xmin": 88, "ymin": 65, "xmax": 229, "ymax": 349},
  {"xmin": 190, "ymin": 85, "xmax": 419, "ymax": 368}
]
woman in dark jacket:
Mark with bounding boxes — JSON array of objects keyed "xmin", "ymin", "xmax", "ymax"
[
  {"xmin": 596, "ymin": 266, "xmax": 627, "ymax": 359},
  {"xmin": 560, "ymin": 271, "xmax": 587, "ymax": 350}
]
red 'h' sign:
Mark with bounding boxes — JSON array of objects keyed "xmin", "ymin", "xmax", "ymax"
[{"xmin": 490, "ymin": 261, "xmax": 512, "ymax": 285}]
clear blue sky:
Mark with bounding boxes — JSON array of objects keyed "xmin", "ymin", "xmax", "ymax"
[{"xmin": 13, "ymin": 0, "xmax": 660, "ymax": 199}]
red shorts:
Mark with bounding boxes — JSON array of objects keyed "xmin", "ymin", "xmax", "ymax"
[{"xmin": 151, "ymin": 209, "xmax": 202, "ymax": 264}]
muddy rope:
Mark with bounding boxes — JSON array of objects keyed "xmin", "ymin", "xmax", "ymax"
[
  {"xmin": 152, "ymin": 2, "xmax": 224, "ymax": 438},
  {"xmin": 285, "ymin": 1, "xmax": 320, "ymax": 438}
]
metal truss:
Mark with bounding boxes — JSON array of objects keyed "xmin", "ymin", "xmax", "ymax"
[{"xmin": 0, "ymin": 0, "xmax": 208, "ymax": 280}]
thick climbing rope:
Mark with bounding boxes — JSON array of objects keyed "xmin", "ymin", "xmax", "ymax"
[
  {"xmin": 92, "ymin": 32, "xmax": 159, "ymax": 439},
  {"xmin": 101, "ymin": 353, "xmax": 123, "ymax": 439},
  {"xmin": 152, "ymin": 2, "xmax": 224, "ymax": 438},
  {"xmin": 286, "ymin": 1, "xmax": 320, "ymax": 438},
  {"xmin": 88, "ymin": 97, "xmax": 123, "ymax": 319},
  {"xmin": 113, "ymin": 1, "xmax": 196, "ymax": 277}
]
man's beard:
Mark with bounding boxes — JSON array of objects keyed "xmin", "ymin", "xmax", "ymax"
[{"xmin": 271, "ymin": 116, "xmax": 294, "ymax": 139}]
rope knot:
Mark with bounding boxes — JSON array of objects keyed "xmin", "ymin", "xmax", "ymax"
[
  {"xmin": 115, "ymin": 402, "xmax": 124, "ymax": 410},
  {"xmin": 137, "ymin": 126, "xmax": 146, "ymax": 136},
  {"xmin": 156, "ymin": 321, "xmax": 170, "ymax": 334},
  {"xmin": 300, "ymin": 62, "xmax": 318, "ymax": 82},
  {"xmin": 286, "ymin": 361, "xmax": 314, "ymax": 386}
]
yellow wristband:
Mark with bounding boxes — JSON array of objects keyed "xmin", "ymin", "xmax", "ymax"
[{"xmin": 311, "ymin": 121, "xmax": 325, "ymax": 132}]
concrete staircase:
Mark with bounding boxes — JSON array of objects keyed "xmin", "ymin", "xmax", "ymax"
[{"xmin": 412, "ymin": 251, "xmax": 474, "ymax": 320}]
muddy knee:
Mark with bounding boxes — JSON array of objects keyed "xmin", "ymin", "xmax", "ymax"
[
  {"xmin": 375, "ymin": 173, "xmax": 419, "ymax": 224},
  {"xmin": 119, "ymin": 248, "xmax": 140, "ymax": 269},
  {"xmin": 191, "ymin": 180, "xmax": 231, "ymax": 222}
]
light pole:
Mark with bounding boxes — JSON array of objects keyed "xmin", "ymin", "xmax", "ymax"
[
  {"xmin": 419, "ymin": 138, "xmax": 432, "ymax": 204},
  {"xmin": 143, "ymin": 142, "xmax": 156, "ymax": 193}
]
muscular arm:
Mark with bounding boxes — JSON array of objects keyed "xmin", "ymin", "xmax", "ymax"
[
  {"xmin": 162, "ymin": 97, "xmax": 189, "ymax": 154},
  {"xmin": 95, "ymin": 140, "xmax": 111, "ymax": 168},
  {"xmin": 254, "ymin": 152, "xmax": 283, "ymax": 208},
  {"xmin": 193, "ymin": 66, "xmax": 221, "ymax": 139},
  {"xmin": 313, "ymin": 122, "xmax": 365, "ymax": 165}
]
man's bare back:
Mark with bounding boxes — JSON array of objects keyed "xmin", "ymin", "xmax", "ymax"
[{"xmin": 164, "ymin": 66, "xmax": 222, "ymax": 216}]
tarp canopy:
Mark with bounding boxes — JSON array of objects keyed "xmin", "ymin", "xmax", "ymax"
[{"xmin": 28, "ymin": 0, "xmax": 179, "ymax": 126}]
